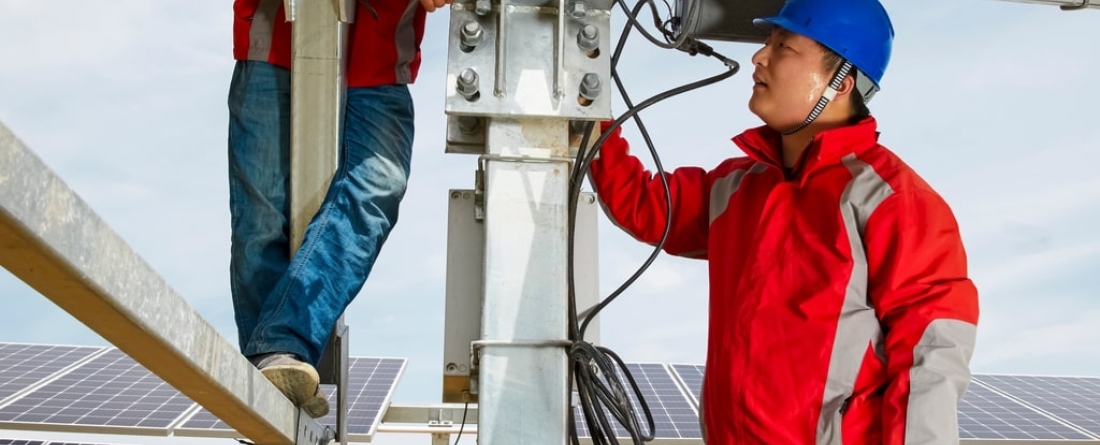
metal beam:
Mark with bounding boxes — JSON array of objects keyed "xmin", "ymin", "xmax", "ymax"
[
  {"xmin": 0, "ymin": 121, "xmax": 313, "ymax": 445},
  {"xmin": 988, "ymin": 0, "xmax": 1100, "ymax": 9}
]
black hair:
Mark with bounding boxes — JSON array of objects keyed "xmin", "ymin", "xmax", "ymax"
[{"xmin": 822, "ymin": 47, "xmax": 871, "ymax": 124}]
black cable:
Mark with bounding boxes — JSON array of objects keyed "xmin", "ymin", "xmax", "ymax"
[
  {"xmin": 566, "ymin": 0, "xmax": 740, "ymax": 444},
  {"xmin": 453, "ymin": 400, "xmax": 469, "ymax": 445}
]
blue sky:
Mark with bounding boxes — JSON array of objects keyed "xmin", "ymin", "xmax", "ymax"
[{"xmin": 0, "ymin": 1, "xmax": 1097, "ymax": 444}]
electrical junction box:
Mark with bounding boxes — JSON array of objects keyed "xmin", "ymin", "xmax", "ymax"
[{"xmin": 441, "ymin": 189, "xmax": 601, "ymax": 403}]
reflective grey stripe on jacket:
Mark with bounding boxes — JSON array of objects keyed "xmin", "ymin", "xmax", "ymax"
[
  {"xmin": 393, "ymin": 0, "xmax": 420, "ymax": 83},
  {"xmin": 816, "ymin": 155, "xmax": 892, "ymax": 444},
  {"xmin": 905, "ymin": 319, "xmax": 977, "ymax": 444},
  {"xmin": 708, "ymin": 162, "xmax": 766, "ymax": 224},
  {"xmin": 247, "ymin": 0, "xmax": 281, "ymax": 61}
]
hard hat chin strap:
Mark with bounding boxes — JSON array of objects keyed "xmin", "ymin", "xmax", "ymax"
[{"xmin": 781, "ymin": 61, "xmax": 853, "ymax": 135}]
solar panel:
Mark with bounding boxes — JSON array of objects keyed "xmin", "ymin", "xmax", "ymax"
[
  {"xmin": 974, "ymin": 374, "xmax": 1100, "ymax": 438},
  {"xmin": 959, "ymin": 380, "xmax": 1093, "ymax": 440},
  {"xmin": 0, "ymin": 344, "xmax": 101, "ymax": 405},
  {"xmin": 669, "ymin": 364, "xmax": 703, "ymax": 408},
  {"xmin": 0, "ymin": 349, "xmax": 193, "ymax": 434},
  {"xmin": 667, "ymin": 365, "xmax": 1100, "ymax": 441},
  {"xmin": 572, "ymin": 363, "xmax": 700, "ymax": 440},
  {"xmin": 174, "ymin": 357, "xmax": 406, "ymax": 441}
]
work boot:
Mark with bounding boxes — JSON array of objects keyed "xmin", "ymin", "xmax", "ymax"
[{"xmin": 253, "ymin": 353, "xmax": 330, "ymax": 418}]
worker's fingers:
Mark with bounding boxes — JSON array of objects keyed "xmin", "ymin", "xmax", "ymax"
[{"xmin": 421, "ymin": 0, "xmax": 452, "ymax": 13}]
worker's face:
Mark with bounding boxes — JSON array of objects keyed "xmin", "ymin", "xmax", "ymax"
[{"xmin": 748, "ymin": 28, "xmax": 833, "ymax": 129}]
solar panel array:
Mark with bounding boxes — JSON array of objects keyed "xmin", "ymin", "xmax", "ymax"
[
  {"xmin": 1, "ymin": 342, "xmax": 1100, "ymax": 443},
  {"xmin": 662, "ymin": 365, "xmax": 1100, "ymax": 442},
  {"xmin": 0, "ymin": 349, "xmax": 195, "ymax": 434},
  {"xmin": 958, "ymin": 380, "xmax": 1092, "ymax": 440},
  {"xmin": 0, "ymin": 344, "xmax": 100, "ymax": 405},
  {"xmin": 0, "ymin": 343, "xmax": 405, "ymax": 441},
  {"xmin": 975, "ymin": 374, "xmax": 1100, "ymax": 437}
]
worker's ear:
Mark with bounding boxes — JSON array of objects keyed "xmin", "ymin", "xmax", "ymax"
[{"xmin": 833, "ymin": 71, "xmax": 856, "ymax": 104}]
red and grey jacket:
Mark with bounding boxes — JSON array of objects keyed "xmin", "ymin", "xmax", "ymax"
[
  {"xmin": 589, "ymin": 117, "xmax": 980, "ymax": 444},
  {"xmin": 233, "ymin": 0, "xmax": 426, "ymax": 87}
]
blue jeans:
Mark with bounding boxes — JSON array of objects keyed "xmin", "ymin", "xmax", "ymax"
[{"xmin": 228, "ymin": 60, "xmax": 414, "ymax": 366}]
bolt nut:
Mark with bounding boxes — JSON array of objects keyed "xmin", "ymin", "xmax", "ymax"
[
  {"xmin": 475, "ymin": 0, "xmax": 491, "ymax": 15},
  {"xmin": 577, "ymin": 24, "xmax": 599, "ymax": 53},
  {"xmin": 460, "ymin": 21, "xmax": 482, "ymax": 52},
  {"xmin": 458, "ymin": 116, "xmax": 480, "ymax": 135},
  {"xmin": 457, "ymin": 68, "xmax": 480, "ymax": 101},
  {"xmin": 568, "ymin": 0, "xmax": 587, "ymax": 19},
  {"xmin": 579, "ymin": 72, "xmax": 602, "ymax": 101}
]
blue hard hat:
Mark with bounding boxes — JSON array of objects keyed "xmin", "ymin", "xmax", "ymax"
[{"xmin": 754, "ymin": 0, "xmax": 894, "ymax": 88}]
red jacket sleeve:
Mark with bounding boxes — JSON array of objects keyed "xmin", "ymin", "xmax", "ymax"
[
  {"xmin": 865, "ymin": 190, "xmax": 980, "ymax": 444},
  {"xmin": 587, "ymin": 124, "xmax": 711, "ymax": 259}
]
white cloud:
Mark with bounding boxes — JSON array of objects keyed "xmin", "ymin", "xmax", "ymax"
[{"xmin": 974, "ymin": 303, "xmax": 1100, "ymax": 376}]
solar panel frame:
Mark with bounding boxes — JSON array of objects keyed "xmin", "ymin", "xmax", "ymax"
[
  {"xmin": 0, "ymin": 344, "xmax": 103, "ymax": 406},
  {"xmin": 668, "ymin": 364, "xmax": 703, "ymax": 409},
  {"xmin": 0, "ymin": 349, "xmax": 193, "ymax": 436},
  {"xmin": 572, "ymin": 363, "xmax": 700, "ymax": 440},
  {"xmin": 973, "ymin": 374, "xmax": 1100, "ymax": 439},
  {"xmin": 173, "ymin": 356, "xmax": 407, "ymax": 442}
]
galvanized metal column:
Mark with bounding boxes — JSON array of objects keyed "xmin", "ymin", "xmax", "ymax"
[
  {"xmin": 286, "ymin": 0, "xmax": 352, "ymax": 246},
  {"xmin": 480, "ymin": 117, "xmax": 573, "ymax": 445},
  {"xmin": 443, "ymin": 0, "xmax": 611, "ymax": 442},
  {"xmin": 286, "ymin": 0, "xmax": 356, "ymax": 443}
]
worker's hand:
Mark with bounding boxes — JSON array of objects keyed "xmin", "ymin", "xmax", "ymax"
[{"xmin": 420, "ymin": 0, "xmax": 452, "ymax": 13}]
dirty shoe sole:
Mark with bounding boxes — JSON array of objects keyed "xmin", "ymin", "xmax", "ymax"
[{"xmin": 261, "ymin": 364, "xmax": 330, "ymax": 418}]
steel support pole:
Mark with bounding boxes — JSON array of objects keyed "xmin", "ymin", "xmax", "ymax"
[
  {"xmin": 443, "ymin": 0, "xmax": 612, "ymax": 442},
  {"xmin": 478, "ymin": 118, "xmax": 572, "ymax": 444},
  {"xmin": 287, "ymin": 0, "xmax": 355, "ymax": 443}
]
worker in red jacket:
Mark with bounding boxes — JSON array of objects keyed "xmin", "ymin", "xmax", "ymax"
[
  {"xmin": 589, "ymin": 0, "xmax": 980, "ymax": 442},
  {"xmin": 227, "ymin": 0, "xmax": 447, "ymax": 418}
]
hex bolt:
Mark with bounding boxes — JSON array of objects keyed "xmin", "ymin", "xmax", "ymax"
[
  {"xmin": 457, "ymin": 68, "xmax": 480, "ymax": 101},
  {"xmin": 568, "ymin": 0, "xmax": 587, "ymax": 19},
  {"xmin": 578, "ymin": 72, "xmax": 601, "ymax": 105},
  {"xmin": 475, "ymin": 0, "xmax": 491, "ymax": 15},
  {"xmin": 577, "ymin": 24, "xmax": 599, "ymax": 55},
  {"xmin": 458, "ymin": 116, "xmax": 480, "ymax": 135},
  {"xmin": 459, "ymin": 21, "xmax": 483, "ymax": 52}
]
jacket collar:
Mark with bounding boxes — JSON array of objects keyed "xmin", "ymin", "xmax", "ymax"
[{"xmin": 731, "ymin": 116, "xmax": 881, "ymax": 177}]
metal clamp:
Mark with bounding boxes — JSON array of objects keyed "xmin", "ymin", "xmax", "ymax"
[
  {"xmin": 297, "ymin": 414, "xmax": 335, "ymax": 445},
  {"xmin": 477, "ymin": 153, "xmax": 575, "ymax": 168},
  {"xmin": 470, "ymin": 339, "xmax": 572, "ymax": 370}
]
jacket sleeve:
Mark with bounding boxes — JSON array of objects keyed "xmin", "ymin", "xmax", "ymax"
[
  {"xmin": 864, "ymin": 190, "xmax": 980, "ymax": 445},
  {"xmin": 587, "ymin": 123, "xmax": 711, "ymax": 259}
]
